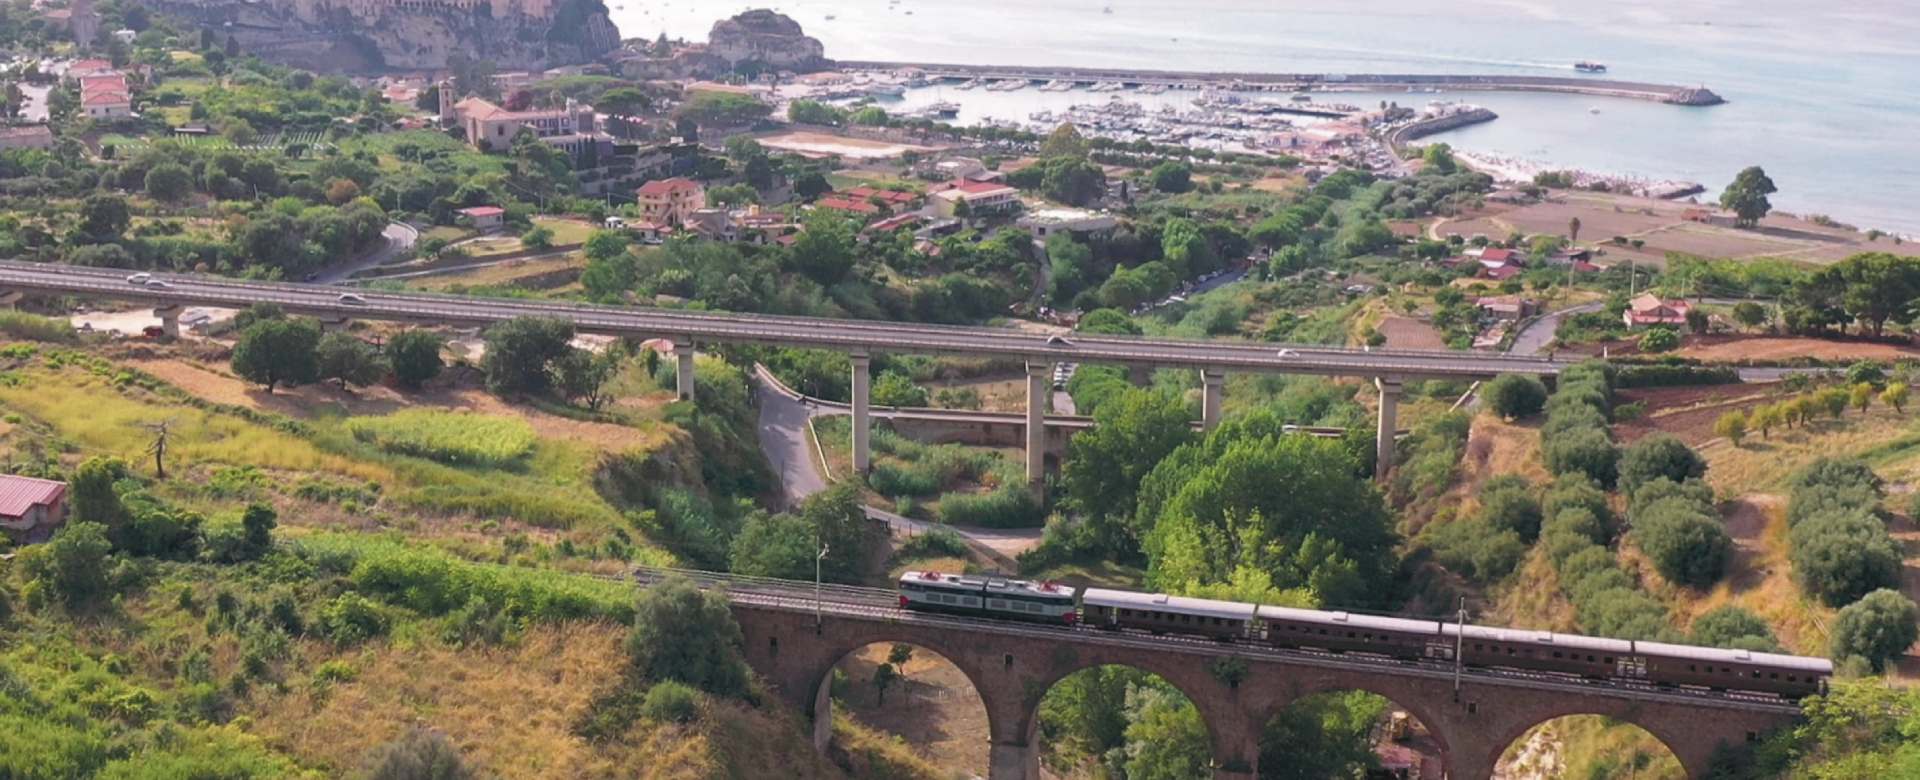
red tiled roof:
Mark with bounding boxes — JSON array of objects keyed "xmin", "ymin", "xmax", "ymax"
[
  {"xmin": 458, "ymin": 206, "xmax": 505, "ymax": 217},
  {"xmin": 844, "ymin": 186, "xmax": 918, "ymax": 205},
  {"xmin": 1479, "ymin": 248, "xmax": 1516, "ymax": 263},
  {"xmin": 70, "ymin": 59, "xmax": 112, "ymax": 74},
  {"xmin": 945, "ymin": 179, "xmax": 1015, "ymax": 196},
  {"xmin": 816, "ymin": 196, "xmax": 880, "ymax": 215},
  {"xmin": 1480, "ymin": 265, "xmax": 1523, "ymax": 281},
  {"xmin": 81, "ymin": 91, "xmax": 129, "ymax": 107},
  {"xmin": 0, "ymin": 475, "xmax": 65, "ymax": 519},
  {"xmin": 864, "ymin": 213, "xmax": 921, "ymax": 233},
  {"xmin": 637, "ymin": 178, "xmax": 701, "ymax": 197}
]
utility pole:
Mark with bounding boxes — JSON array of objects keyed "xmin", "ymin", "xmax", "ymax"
[
  {"xmin": 1453, "ymin": 596, "xmax": 1466, "ymax": 702},
  {"xmin": 815, "ymin": 540, "xmax": 830, "ymax": 633}
]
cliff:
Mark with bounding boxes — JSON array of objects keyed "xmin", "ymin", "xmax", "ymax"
[
  {"xmin": 148, "ymin": 0, "xmax": 620, "ymax": 73},
  {"xmin": 706, "ymin": 9, "xmax": 826, "ymax": 71}
]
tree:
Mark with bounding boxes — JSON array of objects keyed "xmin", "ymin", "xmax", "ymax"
[
  {"xmin": 1851, "ymin": 382, "xmax": 1876, "ymax": 415},
  {"xmin": 872, "ymin": 662, "xmax": 898, "ymax": 704},
  {"xmin": 1063, "ymin": 389, "xmax": 1195, "ymax": 552},
  {"xmin": 553, "ymin": 347, "xmax": 619, "ymax": 410},
  {"xmin": 1119, "ymin": 685, "xmax": 1210, "ymax": 780},
  {"xmin": 70, "ymin": 456, "xmax": 130, "ymax": 528},
  {"xmin": 1638, "ymin": 326, "xmax": 1680, "ymax": 353},
  {"xmin": 482, "ymin": 316, "xmax": 574, "ymax": 396},
  {"xmin": 1617, "ymin": 434, "xmax": 1707, "ymax": 497},
  {"xmin": 887, "ymin": 643, "xmax": 914, "ymax": 672},
  {"xmin": 222, "ymin": 117, "xmax": 257, "ymax": 146},
  {"xmin": 1689, "ymin": 606, "xmax": 1780, "ymax": 652},
  {"xmin": 1732, "ymin": 301, "xmax": 1769, "ymax": 330},
  {"xmin": 1483, "ymin": 374, "xmax": 1548, "ymax": 419},
  {"xmin": 1149, "ymin": 161, "xmax": 1193, "ymax": 194},
  {"xmin": 1789, "ymin": 511, "xmax": 1901, "ymax": 607},
  {"xmin": 627, "ymin": 575, "xmax": 749, "ymax": 696},
  {"xmin": 315, "ymin": 331, "xmax": 387, "ymax": 388},
  {"xmin": 1543, "ymin": 426, "xmax": 1619, "ymax": 488},
  {"xmin": 325, "ymin": 178, "xmax": 361, "ymax": 206},
  {"xmin": 231, "ymin": 318, "xmax": 322, "ymax": 392},
  {"xmin": 1261, "ymin": 691, "xmax": 1392, "ymax": 780},
  {"xmin": 520, "ymin": 224, "xmax": 555, "ymax": 251},
  {"xmin": 240, "ymin": 502, "xmax": 276, "ymax": 555},
  {"xmin": 1568, "ymin": 216, "xmax": 1582, "ymax": 243},
  {"xmin": 1040, "ymin": 123, "xmax": 1090, "ymax": 159},
  {"xmin": 1713, "ymin": 410, "xmax": 1747, "ymax": 446},
  {"xmin": 787, "ymin": 212, "xmax": 857, "ymax": 285},
  {"xmin": 1478, "ymin": 475, "xmax": 1544, "ymax": 541},
  {"xmin": 793, "ymin": 171, "xmax": 831, "ymax": 200},
  {"xmin": 23, "ymin": 522, "xmax": 114, "ymax": 608},
  {"xmin": 1750, "ymin": 403, "xmax": 1783, "ymax": 438},
  {"xmin": 1882, "ymin": 383, "xmax": 1909, "ymax": 414},
  {"xmin": 1421, "ymin": 143, "xmax": 1457, "ymax": 174},
  {"xmin": 365, "ymin": 728, "xmax": 473, "ymax": 780},
  {"xmin": 1720, "ymin": 166, "xmax": 1778, "ymax": 228},
  {"xmin": 77, "ymin": 194, "xmax": 130, "ymax": 241},
  {"xmin": 870, "ymin": 370, "xmax": 928, "ymax": 407},
  {"xmin": 385, "ymin": 330, "xmax": 445, "ymax": 390},
  {"xmin": 144, "ymin": 162, "xmax": 193, "ymax": 202},
  {"xmin": 1632, "ymin": 497, "xmax": 1731, "ymax": 588},
  {"xmin": 1828, "ymin": 589, "xmax": 1919, "ymax": 673}
]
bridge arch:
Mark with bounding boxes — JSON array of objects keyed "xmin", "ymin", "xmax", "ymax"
[
  {"xmin": 1019, "ymin": 651, "xmax": 1255, "ymax": 778},
  {"xmin": 1479, "ymin": 701, "xmax": 1706, "ymax": 779},
  {"xmin": 809, "ymin": 637, "xmax": 992, "ymax": 774},
  {"xmin": 802, "ymin": 630, "xmax": 1001, "ymax": 756}
]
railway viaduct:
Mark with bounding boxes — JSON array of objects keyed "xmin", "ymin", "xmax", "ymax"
[{"xmin": 730, "ymin": 602, "xmax": 1799, "ymax": 780}]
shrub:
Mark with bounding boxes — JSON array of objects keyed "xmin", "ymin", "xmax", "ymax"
[
  {"xmin": 640, "ymin": 680, "xmax": 701, "ymax": 723},
  {"xmin": 1477, "ymin": 475, "xmax": 1542, "ymax": 541},
  {"xmin": 346, "ymin": 410, "xmax": 537, "ymax": 467},
  {"xmin": 365, "ymin": 728, "xmax": 473, "ymax": 780},
  {"xmin": 1632, "ymin": 498, "xmax": 1730, "ymax": 588},
  {"xmin": 1614, "ymin": 364, "xmax": 1740, "ymax": 388},
  {"xmin": 1483, "ymin": 374, "xmax": 1548, "ymax": 418},
  {"xmin": 385, "ymin": 329, "xmax": 446, "ymax": 390},
  {"xmin": 1713, "ymin": 410, "xmax": 1747, "ymax": 445},
  {"xmin": 0, "ymin": 311, "xmax": 76, "ymax": 342},
  {"xmin": 1617, "ymin": 434, "xmax": 1707, "ymax": 497},
  {"xmin": 316, "ymin": 593, "xmax": 390, "ymax": 645},
  {"xmin": 1828, "ymin": 590, "xmax": 1919, "ymax": 673},
  {"xmin": 627, "ymin": 576, "xmax": 750, "ymax": 696},
  {"xmin": 1542, "ymin": 427, "xmax": 1618, "ymax": 487},
  {"xmin": 1628, "ymin": 477, "xmax": 1714, "ymax": 518},
  {"xmin": 1638, "ymin": 326, "xmax": 1680, "ymax": 353},
  {"xmin": 1788, "ymin": 511, "xmax": 1901, "ymax": 607},
  {"xmin": 1690, "ymin": 606, "xmax": 1781, "ymax": 652},
  {"xmin": 1426, "ymin": 518, "xmax": 1526, "ymax": 583},
  {"xmin": 1542, "ymin": 476, "xmax": 1613, "ymax": 533},
  {"xmin": 892, "ymin": 527, "xmax": 969, "ymax": 561}
]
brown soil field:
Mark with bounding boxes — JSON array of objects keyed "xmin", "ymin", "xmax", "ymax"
[
  {"xmin": 1676, "ymin": 335, "xmax": 1920, "ymax": 362},
  {"xmin": 1613, "ymin": 384, "xmax": 1777, "ymax": 445},
  {"xmin": 834, "ymin": 643, "xmax": 989, "ymax": 776},
  {"xmin": 1378, "ymin": 314, "xmax": 1447, "ymax": 350}
]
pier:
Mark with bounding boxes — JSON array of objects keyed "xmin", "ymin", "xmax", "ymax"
[{"xmin": 837, "ymin": 61, "xmax": 1725, "ymax": 106}]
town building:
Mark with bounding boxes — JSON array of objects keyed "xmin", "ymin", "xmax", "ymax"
[
  {"xmin": 451, "ymin": 95, "xmax": 599, "ymax": 153},
  {"xmin": 78, "ymin": 70, "xmax": 132, "ymax": 120},
  {"xmin": 1624, "ymin": 293, "xmax": 1693, "ymax": 328},
  {"xmin": 0, "ymin": 125, "xmax": 56, "ymax": 151},
  {"xmin": 929, "ymin": 179, "xmax": 1020, "ymax": 219},
  {"xmin": 1018, "ymin": 208, "xmax": 1119, "ymax": 240},
  {"xmin": 457, "ymin": 206, "xmax": 505, "ymax": 231},
  {"xmin": 0, "ymin": 474, "xmax": 68, "ymax": 543},
  {"xmin": 636, "ymin": 177, "xmax": 706, "ymax": 229},
  {"xmin": 1474, "ymin": 295, "xmax": 1539, "ymax": 322}
]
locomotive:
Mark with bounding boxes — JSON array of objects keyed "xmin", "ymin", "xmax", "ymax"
[{"xmin": 897, "ymin": 573, "xmax": 1830, "ymax": 698}]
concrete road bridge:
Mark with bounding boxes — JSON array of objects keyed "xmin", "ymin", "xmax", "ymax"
[
  {"xmin": 0, "ymin": 261, "xmax": 1559, "ymax": 483},
  {"xmin": 644, "ymin": 568, "xmax": 1800, "ymax": 780}
]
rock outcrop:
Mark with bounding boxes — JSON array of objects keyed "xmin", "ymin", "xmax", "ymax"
[
  {"xmin": 706, "ymin": 9, "xmax": 825, "ymax": 71},
  {"xmin": 147, "ymin": 0, "xmax": 619, "ymax": 73}
]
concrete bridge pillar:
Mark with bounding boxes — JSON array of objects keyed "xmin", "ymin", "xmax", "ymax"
[
  {"xmin": 1200, "ymin": 370, "xmax": 1226, "ymax": 431},
  {"xmin": 0, "ymin": 290, "xmax": 22, "ymax": 311},
  {"xmin": 987, "ymin": 739, "xmax": 1039, "ymax": 780},
  {"xmin": 153, "ymin": 304, "xmax": 182, "ymax": 339},
  {"xmin": 1025, "ymin": 362, "xmax": 1048, "ymax": 487},
  {"xmin": 674, "ymin": 342, "xmax": 695, "ymax": 401},
  {"xmin": 1375, "ymin": 377, "xmax": 1402, "ymax": 482},
  {"xmin": 850, "ymin": 352, "xmax": 872, "ymax": 474},
  {"xmin": 316, "ymin": 316, "xmax": 350, "ymax": 333}
]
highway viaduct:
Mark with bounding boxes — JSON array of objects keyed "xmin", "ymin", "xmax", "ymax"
[
  {"xmin": 663, "ymin": 571, "xmax": 1800, "ymax": 780},
  {"xmin": 0, "ymin": 260, "xmax": 1560, "ymax": 482}
]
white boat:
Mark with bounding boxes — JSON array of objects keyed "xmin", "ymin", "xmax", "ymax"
[
  {"xmin": 1589, "ymin": 106, "xmax": 1602, "ymax": 114},
  {"xmin": 955, "ymin": 79, "xmax": 979, "ymax": 90}
]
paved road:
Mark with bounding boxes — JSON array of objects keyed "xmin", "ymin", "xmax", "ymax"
[
  {"xmin": 1508, "ymin": 302, "xmax": 1603, "ymax": 357},
  {"xmin": 0, "ymin": 260, "xmax": 1563, "ymax": 380},
  {"xmin": 751, "ymin": 368, "xmax": 1039, "ymax": 566},
  {"xmin": 18, "ymin": 84, "xmax": 49, "ymax": 123},
  {"xmin": 315, "ymin": 222, "xmax": 420, "ymax": 284}
]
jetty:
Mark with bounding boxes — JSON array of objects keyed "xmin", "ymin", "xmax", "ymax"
[{"xmin": 838, "ymin": 61, "xmax": 1726, "ymax": 106}]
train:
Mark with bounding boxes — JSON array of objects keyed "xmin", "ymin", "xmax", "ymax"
[{"xmin": 896, "ymin": 572, "xmax": 1831, "ymax": 699}]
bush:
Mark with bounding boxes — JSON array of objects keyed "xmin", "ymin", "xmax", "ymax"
[
  {"xmin": 316, "ymin": 593, "xmax": 390, "ymax": 645},
  {"xmin": 1542, "ymin": 427, "xmax": 1618, "ymax": 487},
  {"xmin": 1614, "ymin": 363, "xmax": 1740, "ymax": 388},
  {"xmin": 1426, "ymin": 518, "xmax": 1526, "ymax": 583},
  {"xmin": 627, "ymin": 576, "xmax": 750, "ymax": 696},
  {"xmin": 1617, "ymin": 434, "xmax": 1707, "ymax": 497},
  {"xmin": 1638, "ymin": 326, "xmax": 1681, "ymax": 353},
  {"xmin": 640, "ymin": 680, "xmax": 701, "ymax": 723},
  {"xmin": 1483, "ymin": 374, "xmax": 1548, "ymax": 418},
  {"xmin": 1788, "ymin": 511, "xmax": 1902, "ymax": 607},
  {"xmin": 1477, "ymin": 475, "xmax": 1542, "ymax": 540},
  {"xmin": 1690, "ymin": 606, "xmax": 1781, "ymax": 652},
  {"xmin": 365, "ymin": 728, "xmax": 473, "ymax": 780},
  {"xmin": 1542, "ymin": 476, "xmax": 1613, "ymax": 533},
  {"xmin": 1828, "ymin": 590, "xmax": 1919, "ymax": 673},
  {"xmin": 0, "ymin": 311, "xmax": 77, "ymax": 342},
  {"xmin": 385, "ymin": 329, "xmax": 446, "ymax": 390},
  {"xmin": 1628, "ymin": 477, "xmax": 1715, "ymax": 518},
  {"xmin": 1632, "ymin": 498, "xmax": 1730, "ymax": 588},
  {"xmin": 347, "ymin": 410, "xmax": 537, "ymax": 467}
]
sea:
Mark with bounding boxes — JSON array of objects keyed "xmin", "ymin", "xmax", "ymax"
[{"xmin": 611, "ymin": 0, "xmax": 1920, "ymax": 236}]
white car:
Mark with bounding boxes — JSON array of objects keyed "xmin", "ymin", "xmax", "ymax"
[
  {"xmin": 125, "ymin": 272, "xmax": 151, "ymax": 284},
  {"xmin": 337, "ymin": 293, "xmax": 368, "ymax": 305},
  {"xmin": 1277, "ymin": 348, "xmax": 1298, "ymax": 358},
  {"xmin": 143, "ymin": 279, "xmax": 172, "ymax": 289}
]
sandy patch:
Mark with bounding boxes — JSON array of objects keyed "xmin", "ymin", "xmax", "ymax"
[
  {"xmin": 1378, "ymin": 315, "xmax": 1447, "ymax": 350},
  {"xmin": 757, "ymin": 131, "xmax": 941, "ymax": 160}
]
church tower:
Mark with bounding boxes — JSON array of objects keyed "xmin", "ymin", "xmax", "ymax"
[
  {"xmin": 71, "ymin": 0, "xmax": 100, "ymax": 52},
  {"xmin": 437, "ymin": 79, "xmax": 456, "ymax": 124}
]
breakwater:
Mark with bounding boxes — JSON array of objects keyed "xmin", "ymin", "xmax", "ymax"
[
  {"xmin": 1386, "ymin": 107, "xmax": 1499, "ymax": 152},
  {"xmin": 836, "ymin": 61, "xmax": 1725, "ymax": 106}
]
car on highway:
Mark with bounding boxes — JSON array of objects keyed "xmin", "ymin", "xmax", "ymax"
[
  {"xmin": 125, "ymin": 272, "xmax": 150, "ymax": 285},
  {"xmin": 337, "ymin": 293, "xmax": 368, "ymax": 305},
  {"xmin": 143, "ymin": 279, "xmax": 172, "ymax": 289},
  {"xmin": 1277, "ymin": 348, "xmax": 1298, "ymax": 358},
  {"xmin": 1046, "ymin": 334, "xmax": 1076, "ymax": 347}
]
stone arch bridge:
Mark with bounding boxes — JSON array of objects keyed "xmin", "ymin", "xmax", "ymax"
[{"xmin": 690, "ymin": 576, "xmax": 1800, "ymax": 780}]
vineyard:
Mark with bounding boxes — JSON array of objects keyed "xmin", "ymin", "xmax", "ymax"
[{"xmin": 100, "ymin": 130, "xmax": 335, "ymax": 154}]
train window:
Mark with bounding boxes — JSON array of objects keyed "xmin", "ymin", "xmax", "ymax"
[
  {"xmin": 1787, "ymin": 675, "xmax": 1798, "ymax": 682},
  {"xmin": 1688, "ymin": 665, "xmax": 1696, "ymax": 672},
  {"xmin": 1770, "ymin": 673, "xmax": 1779, "ymax": 679},
  {"xmin": 1346, "ymin": 631, "xmax": 1356, "ymax": 639},
  {"xmin": 1604, "ymin": 657, "xmax": 1614, "ymax": 664},
  {"xmin": 1587, "ymin": 655, "xmax": 1596, "ymax": 662},
  {"xmin": 1474, "ymin": 643, "xmax": 1484, "ymax": 651},
  {"xmin": 1506, "ymin": 648, "xmax": 1515, "ymax": 655},
  {"xmin": 1552, "ymin": 652, "xmax": 1563, "ymax": 659}
]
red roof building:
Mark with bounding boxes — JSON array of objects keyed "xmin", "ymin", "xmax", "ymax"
[
  {"xmin": 1625, "ymin": 293, "xmax": 1692, "ymax": 327},
  {"xmin": 842, "ymin": 186, "xmax": 920, "ymax": 207},
  {"xmin": 0, "ymin": 474, "xmax": 68, "ymax": 542},
  {"xmin": 815, "ymin": 195, "xmax": 880, "ymax": 217},
  {"xmin": 457, "ymin": 206, "xmax": 505, "ymax": 229},
  {"xmin": 1480, "ymin": 264, "xmax": 1524, "ymax": 281},
  {"xmin": 636, "ymin": 178, "xmax": 705, "ymax": 228}
]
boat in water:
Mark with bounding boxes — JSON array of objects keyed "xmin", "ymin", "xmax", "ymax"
[
  {"xmin": 1574, "ymin": 61, "xmax": 1608, "ymax": 73},
  {"xmin": 926, "ymin": 101, "xmax": 960, "ymax": 118}
]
